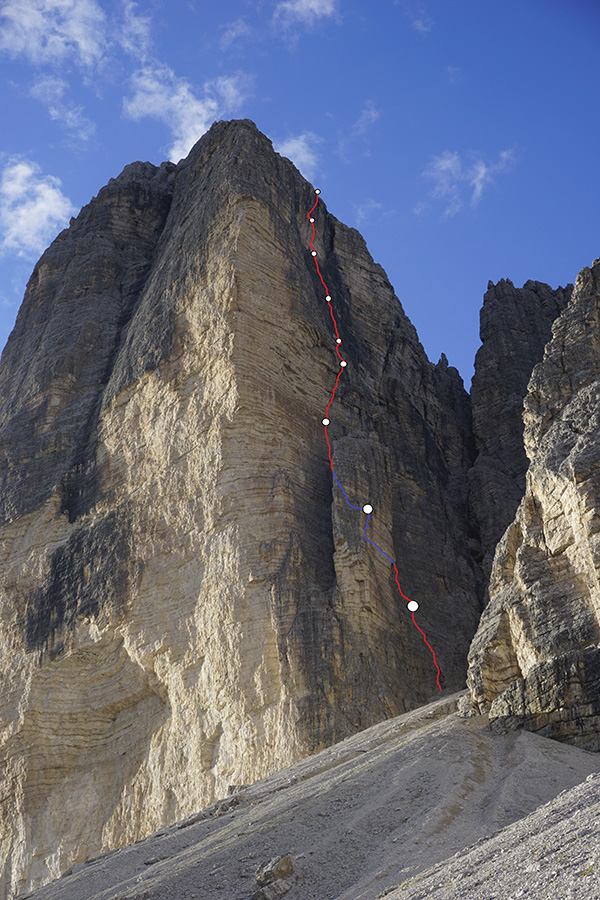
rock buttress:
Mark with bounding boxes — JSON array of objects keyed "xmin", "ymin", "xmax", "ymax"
[
  {"xmin": 467, "ymin": 259, "xmax": 600, "ymax": 750},
  {"xmin": 469, "ymin": 277, "xmax": 571, "ymax": 589}
]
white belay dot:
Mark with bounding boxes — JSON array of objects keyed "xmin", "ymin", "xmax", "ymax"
[
  {"xmin": 363, "ymin": 504, "xmax": 373, "ymax": 514},
  {"xmin": 407, "ymin": 600, "xmax": 419, "ymax": 612},
  {"xmin": 322, "ymin": 418, "xmax": 330, "ymax": 425}
]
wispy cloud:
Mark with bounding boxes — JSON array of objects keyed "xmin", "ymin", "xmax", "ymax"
[
  {"xmin": 0, "ymin": 3, "xmax": 251, "ymax": 162},
  {"xmin": 0, "ymin": 159, "xmax": 76, "ymax": 257},
  {"xmin": 118, "ymin": 0, "xmax": 152, "ymax": 61},
  {"xmin": 1, "ymin": 293, "xmax": 18, "ymax": 310},
  {"xmin": 30, "ymin": 75, "xmax": 95, "ymax": 140},
  {"xmin": 337, "ymin": 101, "xmax": 382, "ymax": 162},
  {"xmin": 273, "ymin": 0, "xmax": 339, "ymax": 29},
  {"xmin": 355, "ymin": 199, "xmax": 383, "ymax": 227},
  {"xmin": 411, "ymin": 12, "xmax": 433, "ymax": 32},
  {"xmin": 401, "ymin": 2, "xmax": 433, "ymax": 33},
  {"xmin": 420, "ymin": 149, "xmax": 515, "ymax": 218},
  {"xmin": 0, "ymin": 2, "xmax": 157, "ymax": 145},
  {"xmin": 353, "ymin": 101, "xmax": 381, "ymax": 136},
  {"xmin": 220, "ymin": 17, "xmax": 252, "ymax": 50},
  {"xmin": 0, "ymin": 0, "xmax": 107, "ymax": 67},
  {"xmin": 0, "ymin": 0, "xmax": 152, "ymax": 69},
  {"xmin": 274, "ymin": 132, "xmax": 322, "ymax": 180},
  {"xmin": 123, "ymin": 66, "xmax": 249, "ymax": 162}
]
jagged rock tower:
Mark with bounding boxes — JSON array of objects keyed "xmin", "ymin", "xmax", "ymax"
[{"xmin": 467, "ymin": 259, "xmax": 600, "ymax": 747}]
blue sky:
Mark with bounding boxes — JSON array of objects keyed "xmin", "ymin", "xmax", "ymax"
[{"xmin": 0, "ymin": 0, "xmax": 598, "ymax": 384}]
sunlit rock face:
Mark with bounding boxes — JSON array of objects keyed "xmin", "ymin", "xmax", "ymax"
[
  {"xmin": 467, "ymin": 259, "xmax": 600, "ymax": 750},
  {"xmin": 0, "ymin": 120, "xmax": 483, "ymax": 898}
]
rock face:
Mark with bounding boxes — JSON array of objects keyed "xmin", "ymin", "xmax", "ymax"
[
  {"xmin": 467, "ymin": 259, "xmax": 600, "ymax": 748},
  {"xmin": 469, "ymin": 278, "xmax": 571, "ymax": 586},
  {"xmin": 0, "ymin": 160, "xmax": 176, "ymax": 525},
  {"xmin": 0, "ymin": 119, "xmax": 483, "ymax": 898}
]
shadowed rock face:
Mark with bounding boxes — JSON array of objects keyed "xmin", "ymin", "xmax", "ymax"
[
  {"xmin": 469, "ymin": 278, "xmax": 571, "ymax": 590},
  {"xmin": 0, "ymin": 119, "xmax": 484, "ymax": 898},
  {"xmin": 0, "ymin": 161, "xmax": 176, "ymax": 526},
  {"xmin": 467, "ymin": 259, "xmax": 600, "ymax": 749}
]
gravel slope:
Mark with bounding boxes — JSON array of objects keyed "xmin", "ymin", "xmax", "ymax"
[
  {"xmin": 22, "ymin": 691, "xmax": 600, "ymax": 900},
  {"xmin": 388, "ymin": 772, "xmax": 600, "ymax": 900}
]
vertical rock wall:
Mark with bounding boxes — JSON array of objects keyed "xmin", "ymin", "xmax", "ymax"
[
  {"xmin": 467, "ymin": 259, "xmax": 600, "ymax": 749},
  {"xmin": 0, "ymin": 161, "xmax": 175, "ymax": 526},
  {"xmin": 0, "ymin": 161, "xmax": 176, "ymax": 899},
  {"xmin": 469, "ymin": 278, "xmax": 571, "ymax": 587},
  {"xmin": 0, "ymin": 120, "xmax": 482, "ymax": 898},
  {"xmin": 0, "ymin": 116, "xmax": 589, "ymax": 900}
]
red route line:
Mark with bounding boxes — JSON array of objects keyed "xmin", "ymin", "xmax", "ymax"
[{"xmin": 308, "ymin": 190, "xmax": 442, "ymax": 692}]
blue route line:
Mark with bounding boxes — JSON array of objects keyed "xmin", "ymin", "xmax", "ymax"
[
  {"xmin": 331, "ymin": 466, "xmax": 363, "ymax": 510},
  {"xmin": 333, "ymin": 476, "xmax": 399, "ymax": 568}
]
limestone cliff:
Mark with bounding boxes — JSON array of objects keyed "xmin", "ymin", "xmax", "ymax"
[
  {"xmin": 0, "ymin": 120, "xmax": 482, "ymax": 898},
  {"xmin": 467, "ymin": 259, "xmax": 600, "ymax": 748},
  {"xmin": 0, "ymin": 160, "xmax": 176, "ymax": 525},
  {"xmin": 469, "ymin": 278, "xmax": 571, "ymax": 587}
]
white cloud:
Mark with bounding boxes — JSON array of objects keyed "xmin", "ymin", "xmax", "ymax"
[
  {"xmin": 123, "ymin": 65, "xmax": 249, "ymax": 162},
  {"xmin": 0, "ymin": 0, "xmax": 107, "ymax": 67},
  {"xmin": 422, "ymin": 149, "xmax": 515, "ymax": 218},
  {"xmin": 336, "ymin": 101, "xmax": 382, "ymax": 162},
  {"xmin": 213, "ymin": 74, "xmax": 246, "ymax": 109},
  {"xmin": 220, "ymin": 17, "xmax": 252, "ymax": 50},
  {"xmin": 0, "ymin": 159, "xmax": 76, "ymax": 257},
  {"xmin": 30, "ymin": 75, "xmax": 95, "ymax": 140},
  {"xmin": 355, "ymin": 199, "xmax": 383, "ymax": 227},
  {"xmin": 0, "ymin": 0, "xmax": 153, "ymax": 68},
  {"xmin": 411, "ymin": 12, "xmax": 433, "ymax": 32},
  {"xmin": 401, "ymin": 2, "xmax": 433, "ymax": 33},
  {"xmin": 29, "ymin": 73, "xmax": 67, "ymax": 102},
  {"xmin": 274, "ymin": 132, "xmax": 321, "ymax": 180},
  {"xmin": 424, "ymin": 150, "xmax": 462, "ymax": 217},
  {"xmin": 118, "ymin": 0, "xmax": 152, "ymax": 61},
  {"xmin": 273, "ymin": 0, "xmax": 338, "ymax": 28},
  {"xmin": 354, "ymin": 101, "xmax": 381, "ymax": 136}
]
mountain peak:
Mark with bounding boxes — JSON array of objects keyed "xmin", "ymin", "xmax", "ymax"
[{"xmin": 0, "ymin": 123, "xmax": 597, "ymax": 899}]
